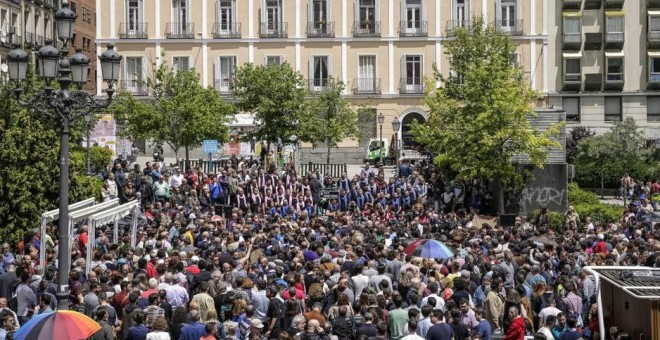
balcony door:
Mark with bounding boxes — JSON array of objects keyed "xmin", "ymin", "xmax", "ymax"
[
  {"xmin": 500, "ymin": 0, "xmax": 516, "ymax": 31},
  {"xmin": 402, "ymin": 0, "xmax": 423, "ymax": 34},
  {"xmin": 310, "ymin": 56, "xmax": 329, "ymax": 89},
  {"xmin": 125, "ymin": 57, "xmax": 143, "ymax": 92},
  {"xmin": 216, "ymin": 0, "xmax": 235, "ymax": 33},
  {"xmin": 356, "ymin": 0, "xmax": 376, "ymax": 32},
  {"xmin": 173, "ymin": 0, "xmax": 189, "ymax": 35},
  {"xmin": 215, "ymin": 56, "xmax": 236, "ymax": 93},
  {"xmin": 127, "ymin": 0, "xmax": 142, "ymax": 34},
  {"xmin": 264, "ymin": 0, "xmax": 282, "ymax": 34},
  {"xmin": 309, "ymin": 0, "xmax": 328, "ymax": 33},
  {"xmin": 358, "ymin": 55, "xmax": 376, "ymax": 92},
  {"xmin": 402, "ymin": 55, "xmax": 422, "ymax": 92},
  {"xmin": 455, "ymin": 0, "xmax": 468, "ymax": 26}
]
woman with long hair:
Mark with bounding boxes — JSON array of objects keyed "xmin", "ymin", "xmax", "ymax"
[{"xmin": 169, "ymin": 307, "xmax": 188, "ymax": 340}]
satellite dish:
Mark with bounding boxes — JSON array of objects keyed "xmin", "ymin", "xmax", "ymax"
[{"xmin": 1, "ymin": 64, "xmax": 7, "ymax": 74}]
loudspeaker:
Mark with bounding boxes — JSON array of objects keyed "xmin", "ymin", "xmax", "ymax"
[{"xmin": 499, "ymin": 214, "xmax": 517, "ymax": 227}]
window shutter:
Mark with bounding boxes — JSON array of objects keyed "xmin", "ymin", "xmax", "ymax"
[
  {"xmin": 308, "ymin": 57, "xmax": 314, "ymax": 81},
  {"xmin": 261, "ymin": 0, "xmax": 267, "ymax": 23},
  {"xmin": 375, "ymin": 0, "xmax": 380, "ymax": 22},
  {"xmin": 400, "ymin": 0, "xmax": 406, "ymax": 23},
  {"xmin": 328, "ymin": 55, "xmax": 333, "ymax": 77},
  {"xmin": 214, "ymin": 56, "xmax": 221, "ymax": 88},
  {"xmin": 354, "ymin": 0, "xmax": 359, "ymax": 25},
  {"xmin": 400, "ymin": 55, "xmax": 406, "ymax": 84},
  {"xmin": 308, "ymin": 0, "xmax": 313, "ymax": 23}
]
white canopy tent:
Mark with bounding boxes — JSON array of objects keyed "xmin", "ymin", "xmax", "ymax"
[
  {"xmin": 65, "ymin": 199, "xmax": 120, "ymax": 260},
  {"xmin": 39, "ymin": 198, "xmax": 96, "ymax": 266},
  {"xmin": 86, "ymin": 201, "xmax": 140, "ymax": 273}
]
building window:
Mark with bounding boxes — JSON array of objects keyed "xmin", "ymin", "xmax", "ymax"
[
  {"xmin": 264, "ymin": 0, "xmax": 283, "ymax": 33},
  {"xmin": 216, "ymin": 0, "xmax": 235, "ymax": 30},
  {"xmin": 357, "ymin": 55, "xmax": 377, "ymax": 92},
  {"xmin": 562, "ymin": 97, "xmax": 580, "ymax": 122},
  {"xmin": 563, "ymin": 16, "xmax": 581, "ymax": 43},
  {"xmin": 564, "ymin": 58, "xmax": 581, "ymax": 82},
  {"xmin": 604, "ymin": 97, "xmax": 622, "ymax": 122},
  {"xmin": 650, "ymin": 57, "xmax": 660, "ymax": 83},
  {"xmin": 173, "ymin": 0, "xmax": 189, "ymax": 26},
  {"xmin": 358, "ymin": 0, "xmax": 376, "ymax": 24},
  {"xmin": 127, "ymin": 0, "xmax": 142, "ymax": 32},
  {"xmin": 354, "ymin": 0, "xmax": 379, "ymax": 35},
  {"xmin": 605, "ymin": 15, "xmax": 623, "ymax": 42},
  {"xmin": 401, "ymin": 55, "xmax": 423, "ymax": 93},
  {"xmin": 455, "ymin": 0, "xmax": 468, "ymax": 24},
  {"xmin": 310, "ymin": 0, "xmax": 328, "ymax": 24},
  {"xmin": 606, "ymin": 57, "xmax": 623, "ymax": 82},
  {"xmin": 124, "ymin": 56, "xmax": 144, "ymax": 93},
  {"xmin": 309, "ymin": 56, "xmax": 330, "ymax": 89},
  {"xmin": 70, "ymin": 1, "xmax": 77, "ymax": 14},
  {"xmin": 215, "ymin": 56, "xmax": 236, "ymax": 93},
  {"xmin": 648, "ymin": 97, "xmax": 660, "ymax": 122},
  {"xmin": 499, "ymin": 0, "xmax": 517, "ymax": 31},
  {"xmin": 650, "ymin": 16, "xmax": 660, "ymax": 35},
  {"xmin": 401, "ymin": 0, "xmax": 423, "ymax": 34},
  {"xmin": 264, "ymin": 56, "xmax": 283, "ymax": 65},
  {"xmin": 173, "ymin": 56, "xmax": 190, "ymax": 72}
]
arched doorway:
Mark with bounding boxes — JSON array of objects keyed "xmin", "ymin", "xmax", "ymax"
[{"xmin": 400, "ymin": 111, "xmax": 427, "ymax": 149}]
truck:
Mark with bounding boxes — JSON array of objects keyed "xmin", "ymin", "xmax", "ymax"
[{"xmin": 364, "ymin": 138, "xmax": 430, "ymax": 165}]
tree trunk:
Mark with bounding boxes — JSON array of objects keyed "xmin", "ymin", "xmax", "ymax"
[
  {"xmin": 185, "ymin": 146, "xmax": 190, "ymax": 172},
  {"xmin": 601, "ymin": 175, "xmax": 605, "ymax": 199},
  {"xmin": 326, "ymin": 138, "xmax": 331, "ymax": 166}
]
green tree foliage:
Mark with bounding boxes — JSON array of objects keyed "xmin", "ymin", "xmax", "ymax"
[
  {"xmin": 111, "ymin": 61, "xmax": 233, "ymax": 162},
  {"xmin": 305, "ymin": 77, "xmax": 361, "ymax": 165},
  {"xmin": 413, "ymin": 18, "xmax": 562, "ymax": 208},
  {"xmin": 576, "ymin": 118, "xmax": 652, "ymax": 189},
  {"xmin": 0, "ymin": 71, "xmax": 102, "ymax": 243},
  {"xmin": 232, "ymin": 62, "xmax": 307, "ymax": 144},
  {"xmin": 565, "ymin": 126, "xmax": 595, "ymax": 164}
]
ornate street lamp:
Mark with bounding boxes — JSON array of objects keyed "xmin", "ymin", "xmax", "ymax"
[
  {"xmin": 391, "ymin": 117, "xmax": 401, "ymax": 177},
  {"xmin": 5, "ymin": 1, "xmax": 121, "ymax": 311},
  {"xmin": 377, "ymin": 112, "xmax": 385, "ymax": 166}
]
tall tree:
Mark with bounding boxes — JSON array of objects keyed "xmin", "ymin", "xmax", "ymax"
[
  {"xmin": 565, "ymin": 126, "xmax": 595, "ymax": 164},
  {"xmin": 232, "ymin": 62, "xmax": 308, "ymax": 146},
  {"xmin": 305, "ymin": 77, "xmax": 361, "ymax": 165},
  {"xmin": 0, "ymin": 65, "xmax": 102, "ymax": 243},
  {"xmin": 413, "ymin": 18, "xmax": 562, "ymax": 213},
  {"xmin": 111, "ymin": 61, "xmax": 233, "ymax": 163}
]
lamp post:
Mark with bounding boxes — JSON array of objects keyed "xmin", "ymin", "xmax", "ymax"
[
  {"xmin": 6, "ymin": 2, "xmax": 121, "ymax": 311},
  {"xmin": 391, "ymin": 117, "xmax": 401, "ymax": 177},
  {"xmin": 377, "ymin": 112, "xmax": 385, "ymax": 166}
]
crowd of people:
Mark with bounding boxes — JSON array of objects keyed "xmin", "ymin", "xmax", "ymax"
[{"xmin": 1, "ymin": 155, "xmax": 658, "ymax": 340}]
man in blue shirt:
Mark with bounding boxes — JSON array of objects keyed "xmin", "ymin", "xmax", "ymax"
[
  {"xmin": 179, "ymin": 309, "xmax": 207, "ymax": 340},
  {"xmin": 425, "ymin": 309, "xmax": 454, "ymax": 340},
  {"xmin": 473, "ymin": 307, "xmax": 492, "ymax": 340},
  {"xmin": 127, "ymin": 311, "xmax": 149, "ymax": 340}
]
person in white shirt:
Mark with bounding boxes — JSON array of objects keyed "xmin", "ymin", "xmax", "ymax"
[
  {"xmin": 536, "ymin": 314, "xmax": 556, "ymax": 340},
  {"xmin": 401, "ymin": 320, "xmax": 424, "ymax": 340},
  {"xmin": 538, "ymin": 297, "xmax": 562, "ymax": 326},
  {"xmin": 169, "ymin": 168, "xmax": 185, "ymax": 189}
]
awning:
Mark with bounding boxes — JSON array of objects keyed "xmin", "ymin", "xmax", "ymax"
[
  {"xmin": 562, "ymin": 11, "xmax": 582, "ymax": 17},
  {"xmin": 649, "ymin": 51, "xmax": 660, "ymax": 57},
  {"xmin": 563, "ymin": 52, "xmax": 583, "ymax": 58},
  {"xmin": 648, "ymin": 10, "xmax": 660, "ymax": 16},
  {"xmin": 605, "ymin": 11, "xmax": 624, "ymax": 17},
  {"xmin": 605, "ymin": 51, "xmax": 625, "ymax": 57}
]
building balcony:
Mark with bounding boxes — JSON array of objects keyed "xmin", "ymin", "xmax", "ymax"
[
  {"xmin": 563, "ymin": 73, "xmax": 582, "ymax": 91},
  {"xmin": 399, "ymin": 78, "xmax": 425, "ymax": 94},
  {"xmin": 584, "ymin": 73, "xmax": 602, "ymax": 91},
  {"xmin": 2, "ymin": 33, "xmax": 20, "ymax": 48},
  {"xmin": 605, "ymin": 72, "xmax": 624, "ymax": 91},
  {"xmin": 118, "ymin": 23, "xmax": 148, "ymax": 39},
  {"xmin": 23, "ymin": 31, "xmax": 35, "ymax": 46},
  {"xmin": 352, "ymin": 21, "xmax": 381, "ymax": 37},
  {"xmin": 605, "ymin": 31, "xmax": 624, "ymax": 49},
  {"xmin": 352, "ymin": 78, "xmax": 381, "ymax": 95},
  {"xmin": 212, "ymin": 22, "xmax": 241, "ymax": 39},
  {"xmin": 308, "ymin": 78, "xmax": 330, "ymax": 92},
  {"xmin": 562, "ymin": 32, "xmax": 582, "ymax": 50},
  {"xmin": 306, "ymin": 22, "xmax": 335, "ymax": 38},
  {"xmin": 563, "ymin": 0, "xmax": 582, "ymax": 10},
  {"xmin": 604, "ymin": 0, "xmax": 624, "ymax": 9},
  {"xmin": 260, "ymin": 22, "xmax": 288, "ymax": 38},
  {"xmin": 166, "ymin": 22, "xmax": 194, "ymax": 39},
  {"xmin": 495, "ymin": 19, "xmax": 523, "ymax": 36},
  {"xmin": 649, "ymin": 72, "xmax": 660, "ymax": 90},
  {"xmin": 119, "ymin": 80, "xmax": 149, "ymax": 96},
  {"xmin": 584, "ymin": 32, "xmax": 602, "ymax": 50},
  {"xmin": 215, "ymin": 79, "xmax": 234, "ymax": 94},
  {"xmin": 584, "ymin": 0, "xmax": 602, "ymax": 10},
  {"xmin": 446, "ymin": 20, "xmax": 471, "ymax": 37},
  {"xmin": 399, "ymin": 21, "xmax": 428, "ymax": 37},
  {"xmin": 649, "ymin": 0, "xmax": 660, "ymax": 10}
]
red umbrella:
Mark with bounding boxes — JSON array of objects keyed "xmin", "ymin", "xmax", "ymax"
[{"xmin": 404, "ymin": 239, "xmax": 427, "ymax": 256}]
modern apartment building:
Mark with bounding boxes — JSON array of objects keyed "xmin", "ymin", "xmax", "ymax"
[
  {"xmin": 96, "ymin": 0, "xmax": 549, "ymax": 162},
  {"xmin": 0, "ymin": 0, "xmax": 97, "ymax": 91},
  {"xmin": 549, "ymin": 0, "xmax": 660, "ymax": 140}
]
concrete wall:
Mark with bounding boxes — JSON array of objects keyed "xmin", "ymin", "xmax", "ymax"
[{"xmin": 505, "ymin": 163, "xmax": 569, "ymax": 214}]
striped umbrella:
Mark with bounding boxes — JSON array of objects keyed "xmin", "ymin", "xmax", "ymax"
[
  {"xmin": 14, "ymin": 310, "xmax": 101, "ymax": 340},
  {"xmin": 404, "ymin": 239, "xmax": 454, "ymax": 259}
]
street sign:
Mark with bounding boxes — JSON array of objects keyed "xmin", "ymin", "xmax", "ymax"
[{"xmin": 202, "ymin": 139, "xmax": 219, "ymax": 154}]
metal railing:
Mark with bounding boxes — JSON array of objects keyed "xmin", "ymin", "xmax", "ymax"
[
  {"xmin": 495, "ymin": 19, "xmax": 524, "ymax": 35},
  {"xmin": 446, "ymin": 20, "xmax": 471, "ymax": 37},
  {"xmin": 352, "ymin": 21, "xmax": 381, "ymax": 37},
  {"xmin": 119, "ymin": 80, "xmax": 149, "ymax": 96},
  {"xmin": 399, "ymin": 78, "xmax": 425, "ymax": 94},
  {"xmin": 308, "ymin": 78, "xmax": 330, "ymax": 92},
  {"xmin": 212, "ymin": 22, "xmax": 241, "ymax": 38},
  {"xmin": 166, "ymin": 22, "xmax": 194, "ymax": 39},
  {"xmin": 306, "ymin": 21, "xmax": 335, "ymax": 38},
  {"xmin": 119, "ymin": 22, "xmax": 148, "ymax": 39},
  {"xmin": 214, "ymin": 79, "xmax": 234, "ymax": 94},
  {"xmin": 399, "ymin": 21, "xmax": 428, "ymax": 37},
  {"xmin": 300, "ymin": 163, "xmax": 347, "ymax": 178},
  {"xmin": 352, "ymin": 78, "xmax": 381, "ymax": 94},
  {"xmin": 260, "ymin": 22, "xmax": 288, "ymax": 38},
  {"xmin": 23, "ymin": 31, "xmax": 35, "ymax": 46}
]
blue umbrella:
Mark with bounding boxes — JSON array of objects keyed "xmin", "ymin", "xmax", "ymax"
[{"xmin": 406, "ymin": 239, "xmax": 454, "ymax": 259}]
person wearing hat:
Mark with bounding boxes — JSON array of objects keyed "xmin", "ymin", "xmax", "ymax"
[{"xmin": 243, "ymin": 318, "xmax": 264, "ymax": 340}]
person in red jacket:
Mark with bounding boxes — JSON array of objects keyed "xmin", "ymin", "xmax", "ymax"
[{"xmin": 504, "ymin": 306, "xmax": 526, "ymax": 340}]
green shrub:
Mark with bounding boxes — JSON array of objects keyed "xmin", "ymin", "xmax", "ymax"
[
  {"xmin": 567, "ymin": 182, "xmax": 600, "ymax": 205},
  {"xmin": 527, "ymin": 209, "xmax": 566, "ymax": 230},
  {"xmin": 573, "ymin": 203, "xmax": 622, "ymax": 224}
]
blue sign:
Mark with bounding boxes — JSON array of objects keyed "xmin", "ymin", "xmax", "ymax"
[{"xmin": 202, "ymin": 139, "xmax": 219, "ymax": 154}]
